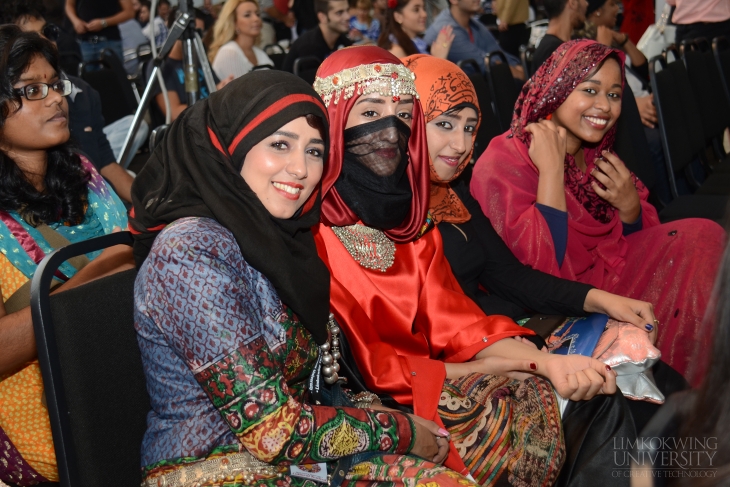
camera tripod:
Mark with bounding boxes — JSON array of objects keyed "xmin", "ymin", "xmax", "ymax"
[{"xmin": 118, "ymin": 0, "xmax": 217, "ymax": 165}]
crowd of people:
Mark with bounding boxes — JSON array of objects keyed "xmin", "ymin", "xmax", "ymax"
[{"xmin": 1, "ymin": 0, "xmax": 730, "ymax": 485}]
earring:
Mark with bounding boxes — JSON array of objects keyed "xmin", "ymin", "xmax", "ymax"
[{"xmin": 596, "ymin": 11, "xmax": 601, "ymax": 16}]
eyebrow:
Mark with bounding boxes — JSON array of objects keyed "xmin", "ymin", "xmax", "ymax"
[
  {"xmin": 356, "ymin": 97, "xmax": 386, "ymax": 105},
  {"xmin": 583, "ymin": 78, "xmax": 622, "ymax": 90},
  {"xmin": 309, "ymin": 138, "xmax": 325, "ymax": 145},
  {"xmin": 273, "ymin": 130, "xmax": 299, "ymax": 139},
  {"xmin": 18, "ymin": 72, "xmax": 59, "ymax": 83}
]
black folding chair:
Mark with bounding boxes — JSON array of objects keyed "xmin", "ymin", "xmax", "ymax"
[
  {"xmin": 457, "ymin": 59, "xmax": 504, "ymax": 160},
  {"xmin": 680, "ymin": 38, "xmax": 730, "ymax": 171},
  {"xmin": 264, "ymin": 44, "xmax": 287, "ymax": 70},
  {"xmin": 149, "ymin": 124, "xmax": 170, "ymax": 152},
  {"xmin": 485, "ymin": 51, "xmax": 520, "ymax": 133},
  {"xmin": 30, "ymin": 232, "xmax": 149, "ymax": 487},
  {"xmin": 713, "ymin": 36, "xmax": 730, "ymax": 107},
  {"xmin": 650, "ymin": 55, "xmax": 730, "ymax": 209},
  {"xmin": 293, "ymin": 56, "xmax": 321, "ymax": 86}
]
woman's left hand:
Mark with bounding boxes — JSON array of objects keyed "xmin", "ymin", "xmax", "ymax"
[
  {"xmin": 430, "ymin": 26, "xmax": 455, "ymax": 59},
  {"xmin": 590, "ymin": 150, "xmax": 641, "ymax": 223},
  {"xmin": 583, "ymin": 288, "xmax": 658, "ymax": 344}
]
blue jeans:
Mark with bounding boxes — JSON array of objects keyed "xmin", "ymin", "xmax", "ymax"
[
  {"xmin": 79, "ymin": 39, "xmax": 124, "ymax": 66},
  {"xmin": 102, "ymin": 115, "xmax": 149, "ymax": 168}
]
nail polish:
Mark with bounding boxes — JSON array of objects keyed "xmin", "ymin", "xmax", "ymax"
[
  {"xmin": 606, "ymin": 365, "xmax": 612, "ymax": 371},
  {"xmin": 529, "ymin": 362, "xmax": 537, "ymax": 370},
  {"xmin": 438, "ymin": 428, "xmax": 450, "ymax": 437},
  {"xmin": 645, "ymin": 324, "xmax": 653, "ymax": 331}
]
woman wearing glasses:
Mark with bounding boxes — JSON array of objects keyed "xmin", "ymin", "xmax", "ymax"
[{"xmin": 0, "ymin": 26, "xmax": 128, "ymax": 486}]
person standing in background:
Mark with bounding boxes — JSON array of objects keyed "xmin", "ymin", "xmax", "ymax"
[
  {"xmin": 65, "ymin": 0, "xmax": 134, "ymax": 63},
  {"xmin": 667, "ymin": 0, "xmax": 730, "ymax": 44},
  {"xmin": 493, "ymin": 0, "xmax": 529, "ymax": 57}
]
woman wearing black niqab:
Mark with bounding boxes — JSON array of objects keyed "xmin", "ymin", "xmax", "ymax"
[{"xmin": 130, "ymin": 70, "xmax": 474, "ymax": 487}]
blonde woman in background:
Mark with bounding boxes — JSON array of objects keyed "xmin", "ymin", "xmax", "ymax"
[{"xmin": 208, "ymin": 0, "xmax": 273, "ymax": 79}]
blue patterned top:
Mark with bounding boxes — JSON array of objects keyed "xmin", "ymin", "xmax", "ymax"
[{"xmin": 135, "ymin": 217, "xmax": 416, "ymax": 470}]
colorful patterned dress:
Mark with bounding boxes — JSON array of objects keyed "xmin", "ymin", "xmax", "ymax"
[
  {"xmin": 135, "ymin": 217, "xmax": 476, "ymax": 487},
  {"xmin": 0, "ymin": 156, "xmax": 128, "ymax": 486}
]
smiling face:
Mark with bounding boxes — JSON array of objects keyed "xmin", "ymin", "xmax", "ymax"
[
  {"xmin": 551, "ymin": 57, "xmax": 622, "ymax": 153},
  {"xmin": 394, "ymin": 0, "xmax": 427, "ymax": 38},
  {"xmin": 1, "ymin": 55, "xmax": 69, "ymax": 160},
  {"xmin": 240, "ymin": 116, "xmax": 325, "ymax": 219},
  {"xmin": 426, "ymin": 107, "xmax": 477, "ymax": 180},
  {"xmin": 344, "ymin": 93, "xmax": 414, "ymax": 175},
  {"xmin": 235, "ymin": 1, "xmax": 263, "ymax": 38},
  {"xmin": 323, "ymin": 0, "xmax": 351, "ymax": 35}
]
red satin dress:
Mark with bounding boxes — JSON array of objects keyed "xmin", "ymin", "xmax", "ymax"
[{"xmin": 313, "ymin": 223, "xmax": 543, "ymax": 475}]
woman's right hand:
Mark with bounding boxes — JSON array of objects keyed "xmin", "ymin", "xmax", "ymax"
[
  {"xmin": 524, "ymin": 119, "xmax": 567, "ymax": 176},
  {"xmin": 408, "ymin": 415, "xmax": 450, "ymax": 464}
]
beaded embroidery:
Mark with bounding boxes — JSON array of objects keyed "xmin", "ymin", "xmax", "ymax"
[{"xmin": 313, "ymin": 62, "xmax": 419, "ymax": 107}]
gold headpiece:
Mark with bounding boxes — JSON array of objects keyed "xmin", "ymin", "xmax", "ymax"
[{"xmin": 313, "ymin": 62, "xmax": 419, "ymax": 107}]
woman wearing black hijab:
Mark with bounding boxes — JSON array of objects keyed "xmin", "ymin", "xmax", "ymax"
[{"xmin": 130, "ymin": 71, "xmax": 473, "ymax": 487}]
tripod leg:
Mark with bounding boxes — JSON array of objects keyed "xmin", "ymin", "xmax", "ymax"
[
  {"xmin": 194, "ymin": 32, "xmax": 218, "ymax": 95},
  {"xmin": 119, "ymin": 66, "xmax": 160, "ymax": 166}
]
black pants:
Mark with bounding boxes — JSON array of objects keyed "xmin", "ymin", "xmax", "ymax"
[
  {"xmin": 675, "ymin": 18, "xmax": 730, "ymax": 44},
  {"xmin": 499, "ymin": 23, "xmax": 530, "ymax": 58}
]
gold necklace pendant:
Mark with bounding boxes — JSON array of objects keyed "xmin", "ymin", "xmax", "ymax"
[{"xmin": 331, "ymin": 224, "xmax": 396, "ymax": 272}]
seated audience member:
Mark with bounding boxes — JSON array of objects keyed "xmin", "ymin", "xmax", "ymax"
[
  {"xmin": 119, "ymin": 0, "xmax": 149, "ymax": 74},
  {"xmin": 349, "ymin": 0, "xmax": 381, "ymax": 42},
  {"xmin": 377, "ymin": 0, "xmax": 453, "ymax": 57},
  {"xmin": 0, "ymin": 26, "xmax": 131, "ymax": 486},
  {"xmin": 423, "ymin": 0, "xmax": 523, "ymax": 78},
  {"xmin": 137, "ymin": 0, "xmax": 151, "ymax": 27},
  {"xmin": 209, "ymin": 0, "xmax": 274, "ymax": 80},
  {"xmin": 312, "ymin": 46, "xmax": 638, "ymax": 486},
  {"xmin": 142, "ymin": 0, "xmax": 169, "ymax": 47},
  {"xmin": 472, "ymin": 40, "xmax": 726, "ymax": 387},
  {"xmin": 153, "ymin": 9, "xmax": 232, "ymax": 122},
  {"xmin": 531, "ymin": 0, "xmax": 587, "ymax": 72},
  {"xmin": 130, "ymin": 70, "xmax": 472, "ymax": 487},
  {"xmin": 3, "ymin": 1, "xmax": 141, "ymax": 202},
  {"xmin": 282, "ymin": 0, "xmax": 353, "ymax": 72}
]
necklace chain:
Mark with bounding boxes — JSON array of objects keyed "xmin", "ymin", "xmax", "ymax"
[{"xmin": 331, "ymin": 224, "xmax": 396, "ymax": 272}]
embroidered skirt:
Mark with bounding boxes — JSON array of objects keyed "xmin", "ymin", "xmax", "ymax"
[{"xmin": 439, "ymin": 374, "xmax": 564, "ymax": 487}]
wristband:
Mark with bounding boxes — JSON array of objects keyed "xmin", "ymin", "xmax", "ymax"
[{"xmin": 100, "ymin": 18, "xmax": 108, "ymax": 28}]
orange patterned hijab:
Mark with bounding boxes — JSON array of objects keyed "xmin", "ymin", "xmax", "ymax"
[{"xmin": 403, "ymin": 54, "xmax": 479, "ymax": 225}]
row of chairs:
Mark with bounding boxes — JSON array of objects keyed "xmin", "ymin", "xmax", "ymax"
[{"xmin": 649, "ymin": 36, "xmax": 730, "ymax": 222}]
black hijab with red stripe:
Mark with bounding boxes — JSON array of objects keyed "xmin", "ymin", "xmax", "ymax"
[{"xmin": 130, "ymin": 71, "xmax": 331, "ymax": 344}]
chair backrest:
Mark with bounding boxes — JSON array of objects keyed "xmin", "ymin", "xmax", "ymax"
[
  {"xmin": 30, "ymin": 232, "xmax": 148, "ymax": 487},
  {"xmin": 520, "ymin": 45, "xmax": 536, "ymax": 78},
  {"xmin": 149, "ymin": 124, "xmax": 170, "ymax": 152},
  {"xmin": 262, "ymin": 44, "xmax": 286, "ymax": 70},
  {"xmin": 485, "ymin": 51, "xmax": 520, "ymax": 133},
  {"xmin": 680, "ymin": 39, "xmax": 730, "ymax": 143},
  {"xmin": 457, "ymin": 59, "xmax": 503, "ymax": 160},
  {"xmin": 81, "ymin": 50, "xmax": 138, "ymax": 124},
  {"xmin": 293, "ymin": 56, "xmax": 321, "ymax": 85},
  {"xmin": 650, "ymin": 55, "xmax": 705, "ymax": 197},
  {"xmin": 713, "ymin": 36, "xmax": 730, "ymax": 106},
  {"xmin": 613, "ymin": 83, "xmax": 657, "ymax": 192}
]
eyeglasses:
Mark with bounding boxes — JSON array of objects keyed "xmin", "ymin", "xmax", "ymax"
[
  {"xmin": 42, "ymin": 23, "xmax": 60, "ymax": 42},
  {"xmin": 15, "ymin": 79, "xmax": 72, "ymax": 101}
]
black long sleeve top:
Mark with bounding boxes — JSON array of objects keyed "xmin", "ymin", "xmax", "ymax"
[{"xmin": 438, "ymin": 176, "xmax": 594, "ymax": 320}]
